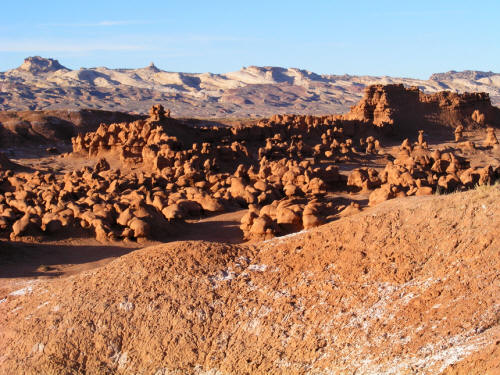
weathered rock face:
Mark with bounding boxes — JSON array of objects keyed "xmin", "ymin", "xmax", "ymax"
[{"xmin": 343, "ymin": 84, "xmax": 500, "ymax": 134}]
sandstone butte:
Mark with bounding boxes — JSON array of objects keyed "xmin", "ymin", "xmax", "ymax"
[
  {"xmin": 0, "ymin": 187, "xmax": 499, "ymax": 374},
  {"xmin": 0, "ymin": 83, "xmax": 499, "ymax": 374}
]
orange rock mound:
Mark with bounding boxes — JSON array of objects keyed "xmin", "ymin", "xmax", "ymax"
[{"xmin": 1, "ymin": 187, "xmax": 499, "ymax": 374}]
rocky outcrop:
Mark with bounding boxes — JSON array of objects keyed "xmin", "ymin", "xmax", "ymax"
[
  {"xmin": 1, "ymin": 106, "xmax": 360, "ymax": 242},
  {"xmin": 16, "ymin": 56, "xmax": 68, "ymax": 74},
  {"xmin": 484, "ymin": 127, "xmax": 499, "ymax": 148},
  {"xmin": 366, "ymin": 134, "xmax": 499, "ymax": 206},
  {"xmin": 343, "ymin": 84, "xmax": 500, "ymax": 134}
]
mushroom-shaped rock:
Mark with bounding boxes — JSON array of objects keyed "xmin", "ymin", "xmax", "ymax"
[
  {"xmin": 148, "ymin": 104, "xmax": 166, "ymax": 122},
  {"xmin": 437, "ymin": 174, "xmax": 461, "ymax": 192},
  {"xmin": 41, "ymin": 213, "xmax": 63, "ymax": 233},
  {"xmin": 458, "ymin": 168, "xmax": 479, "ymax": 188},
  {"xmin": 347, "ymin": 168, "xmax": 381, "ymax": 191},
  {"xmin": 162, "ymin": 200, "xmax": 202, "ymax": 220},
  {"xmin": 484, "ymin": 127, "xmax": 499, "ymax": 147},
  {"xmin": 254, "ymin": 180, "xmax": 269, "ymax": 192},
  {"xmin": 195, "ymin": 195, "xmax": 224, "ymax": 212},
  {"xmin": 117, "ymin": 208, "xmax": 134, "ymax": 226},
  {"xmin": 94, "ymin": 224, "xmax": 111, "ymax": 243},
  {"xmin": 229, "ymin": 177, "xmax": 247, "ymax": 200},
  {"xmin": 306, "ymin": 178, "xmax": 327, "ymax": 195},
  {"xmin": 162, "ymin": 204, "xmax": 184, "ymax": 220},
  {"xmin": 283, "ymin": 183, "xmax": 301, "ymax": 197},
  {"xmin": 276, "ymin": 204, "xmax": 303, "ymax": 231},
  {"xmin": 128, "ymin": 217, "xmax": 150, "ymax": 238},
  {"xmin": 368, "ymin": 185, "xmax": 394, "ymax": 206},
  {"xmin": 454, "ymin": 125, "xmax": 464, "ymax": 142},
  {"xmin": 11, "ymin": 213, "xmax": 39, "ymax": 238},
  {"xmin": 240, "ymin": 210, "xmax": 258, "ymax": 228},
  {"xmin": 249, "ymin": 214, "xmax": 276, "ymax": 239},
  {"xmin": 478, "ymin": 165, "xmax": 494, "ymax": 185},
  {"xmin": 240, "ymin": 210, "xmax": 259, "ymax": 238},
  {"xmin": 260, "ymin": 204, "xmax": 278, "ymax": 220},
  {"xmin": 417, "ymin": 130, "xmax": 425, "ymax": 145},
  {"xmin": 302, "ymin": 203, "xmax": 323, "ymax": 229}
]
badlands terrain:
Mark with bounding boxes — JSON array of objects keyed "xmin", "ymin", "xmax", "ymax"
[
  {"xmin": 0, "ymin": 80, "xmax": 499, "ymax": 374},
  {"xmin": 1, "ymin": 56, "xmax": 500, "ymax": 116}
]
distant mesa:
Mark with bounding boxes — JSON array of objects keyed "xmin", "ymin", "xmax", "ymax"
[
  {"xmin": 17, "ymin": 56, "xmax": 68, "ymax": 74},
  {"xmin": 429, "ymin": 70, "xmax": 496, "ymax": 81}
]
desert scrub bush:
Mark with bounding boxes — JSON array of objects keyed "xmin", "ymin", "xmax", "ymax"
[{"xmin": 471, "ymin": 181, "xmax": 500, "ymax": 199}]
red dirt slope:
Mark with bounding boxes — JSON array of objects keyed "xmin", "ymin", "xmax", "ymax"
[{"xmin": 0, "ymin": 187, "xmax": 499, "ymax": 374}]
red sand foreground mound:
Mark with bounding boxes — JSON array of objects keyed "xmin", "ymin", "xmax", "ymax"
[{"xmin": 0, "ymin": 187, "xmax": 499, "ymax": 374}]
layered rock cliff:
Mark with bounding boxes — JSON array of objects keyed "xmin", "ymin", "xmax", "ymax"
[{"xmin": 343, "ymin": 84, "xmax": 500, "ymax": 134}]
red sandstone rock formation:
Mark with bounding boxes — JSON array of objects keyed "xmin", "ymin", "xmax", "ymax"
[
  {"xmin": 342, "ymin": 84, "xmax": 500, "ymax": 135},
  {"xmin": 1, "ymin": 92, "xmax": 499, "ymax": 243}
]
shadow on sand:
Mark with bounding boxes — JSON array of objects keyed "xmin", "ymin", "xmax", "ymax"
[{"xmin": 0, "ymin": 241, "xmax": 139, "ymax": 278}]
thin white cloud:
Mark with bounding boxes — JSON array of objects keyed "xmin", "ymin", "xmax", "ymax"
[
  {"xmin": 0, "ymin": 33, "xmax": 259, "ymax": 54},
  {"xmin": 0, "ymin": 40, "xmax": 146, "ymax": 52},
  {"xmin": 371, "ymin": 9, "xmax": 466, "ymax": 17},
  {"xmin": 38, "ymin": 20, "xmax": 155, "ymax": 27},
  {"xmin": 183, "ymin": 34, "xmax": 257, "ymax": 42}
]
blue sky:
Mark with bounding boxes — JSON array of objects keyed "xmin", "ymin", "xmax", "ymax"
[{"xmin": 0, "ymin": 0, "xmax": 498, "ymax": 78}]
